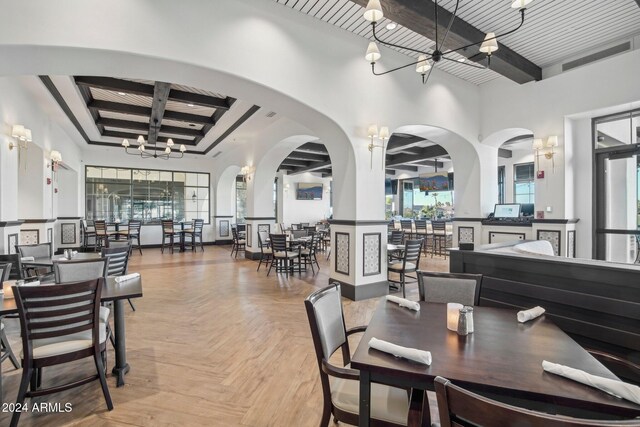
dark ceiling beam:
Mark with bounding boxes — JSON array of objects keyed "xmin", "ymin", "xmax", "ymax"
[
  {"xmin": 102, "ymin": 130, "xmax": 196, "ymax": 146},
  {"xmin": 148, "ymin": 82, "xmax": 172, "ymax": 145},
  {"xmin": 88, "ymin": 100, "xmax": 215, "ymax": 125},
  {"xmin": 636, "ymin": 0, "xmax": 640, "ymax": 9},
  {"xmin": 289, "ymin": 160, "xmax": 332, "ymax": 175},
  {"xmin": 498, "ymin": 148, "xmax": 513, "ymax": 159},
  {"xmin": 386, "ymin": 135, "xmax": 426, "ymax": 152},
  {"xmin": 193, "ymin": 98, "xmax": 236, "ymax": 146},
  {"xmin": 385, "ymin": 169, "xmax": 396, "ymax": 175},
  {"xmin": 316, "ymin": 168, "xmax": 333, "ymax": 174},
  {"xmin": 413, "ymin": 159, "xmax": 444, "ymax": 168},
  {"xmin": 96, "ymin": 118, "xmax": 205, "ymax": 138},
  {"xmin": 278, "ymin": 165, "xmax": 297, "ymax": 171},
  {"xmin": 386, "ymin": 145, "xmax": 448, "ymax": 167},
  {"xmin": 287, "ymin": 151, "xmax": 331, "ymax": 162},
  {"xmin": 297, "ymin": 142, "xmax": 329, "ymax": 153},
  {"xmin": 388, "ymin": 164, "xmax": 419, "ymax": 172},
  {"xmin": 77, "ymin": 84, "xmax": 105, "ymax": 136},
  {"xmin": 351, "ymin": 0, "xmax": 541, "ymax": 83},
  {"xmin": 322, "ymin": 173, "xmax": 332, "ymax": 178},
  {"xmin": 281, "ymin": 159, "xmax": 310, "ymax": 167},
  {"xmin": 168, "ymin": 89, "xmax": 231, "ymax": 110}
]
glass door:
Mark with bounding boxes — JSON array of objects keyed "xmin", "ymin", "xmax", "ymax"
[{"xmin": 595, "ymin": 145, "xmax": 640, "ymax": 262}]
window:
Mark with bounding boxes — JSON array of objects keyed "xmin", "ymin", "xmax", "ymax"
[
  {"xmin": 514, "ymin": 163, "xmax": 535, "ymax": 204},
  {"xmin": 86, "ymin": 166, "xmax": 209, "ymax": 224},
  {"xmin": 236, "ymin": 176, "xmax": 247, "ymax": 224},
  {"xmin": 498, "ymin": 166, "xmax": 505, "ymax": 204}
]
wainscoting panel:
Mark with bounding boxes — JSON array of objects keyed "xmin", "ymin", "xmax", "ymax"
[
  {"xmin": 537, "ymin": 229, "xmax": 561, "ymax": 256},
  {"xmin": 363, "ymin": 233, "xmax": 381, "ymax": 276},
  {"xmin": 335, "ymin": 232, "xmax": 349, "ymax": 275}
]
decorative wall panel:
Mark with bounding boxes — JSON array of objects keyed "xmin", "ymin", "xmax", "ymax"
[
  {"xmin": 47, "ymin": 228, "xmax": 53, "ymax": 244},
  {"xmin": 220, "ymin": 220, "xmax": 229, "ymax": 237},
  {"xmin": 567, "ymin": 230, "xmax": 575, "ymax": 258},
  {"xmin": 61, "ymin": 223, "xmax": 77, "ymax": 244},
  {"xmin": 20, "ymin": 230, "xmax": 39, "ymax": 245},
  {"xmin": 537, "ymin": 230, "xmax": 561, "ymax": 256},
  {"xmin": 335, "ymin": 232, "xmax": 349, "ymax": 275},
  {"xmin": 363, "ymin": 233, "xmax": 381, "ymax": 276},
  {"xmin": 458, "ymin": 227, "xmax": 474, "ymax": 244},
  {"xmin": 8, "ymin": 233, "xmax": 18, "ymax": 254},
  {"xmin": 246, "ymin": 224, "xmax": 252, "ymax": 248},
  {"xmin": 488, "ymin": 232, "xmax": 525, "ymax": 244}
]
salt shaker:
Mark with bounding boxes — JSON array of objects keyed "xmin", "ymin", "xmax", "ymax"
[
  {"xmin": 457, "ymin": 307, "xmax": 469, "ymax": 335},
  {"xmin": 463, "ymin": 306, "xmax": 474, "ymax": 334}
]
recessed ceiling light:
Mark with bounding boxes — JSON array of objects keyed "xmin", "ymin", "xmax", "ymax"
[
  {"xmin": 457, "ymin": 58, "xmax": 466, "ymax": 62},
  {"xmin": 386, "ymin": 23, "xmax": 397, "ymax": 31},
  {"xmin": 117, "ymin": 92, "xmax": 126, "ymax": 96},
  {"xmin": 187, "ymin": 103, "xmax": 194, "ymax": 107}
]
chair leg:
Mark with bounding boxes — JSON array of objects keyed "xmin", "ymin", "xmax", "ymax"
[
  {"xmin": 401, "ymin": 272, "xmax": 406, "ymax": 298},
  {"xmin": 10, "ymin": 366, "xmax": 33, "ymax": 427},
  {"xmin": 1, "ymin": 327, "xmax": 20, "ymax": 369},
  {"xmin": 267, "ymin": 258, "xmax": 274, "ymax": 276},
  {"xmin": 94, "ymin": 352, "xmax": 114, "ymax": 410},
  {"xmin": 128, "ymin": 298, "xmax": 136, "ymax": 311}
]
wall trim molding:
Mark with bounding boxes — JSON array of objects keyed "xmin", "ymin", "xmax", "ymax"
[
  {"xmin": 330, "ymin": 278, "xmax": 389, "ymax": 301},
  {"xmin": 0, "ymin": 221, "xmax": 25, "ymax": 227},
  {"xmin": 329, "ymin": 220, "xmax": 389, "ymax": 226},
  {"xmin": 20, "ymin": 218, "xmax": 57, "ymax": 224},
  {"xmin": 244, "ymin": 217, "xmax": 276, "ymax": 221},
  {"xmin": 57, "ymin": 216, "xmax": 82, "ymax": 220},
  {"xmin": 213, "ymin": 215, "xmax": 234, "ymax": 218},
  {"xmin": 531, "ymin": 219, "xmax": 580, "ymax": 224}
]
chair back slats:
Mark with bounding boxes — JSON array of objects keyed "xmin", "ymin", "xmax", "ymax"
[
  {"xmin": 404, "ymin": 239, "xmax": 423, "ymax": 263},
  {"xmin": 232, "ymin": 227, "xmax": 240, "ymax": 242},
  {"xmin": 390, "ymin": 230, "xmax": 404, "ymax": 245},
  {"xmin": 269, "ymin": 234, "xmax": 287, "ymax": 252},
  {"xmin": 17, "ymin": 243, "xmax": 52, "ymax": 259},
  {"xmin": 15, "ymin": 279, "xmax": 102, "ymax": 343},
  {"xmin": 388, "ymin": 220, "xmax": 395, "ymax": 231},
  {"xmin": 128, "ymin": 220, "xmax": 141, "ymax": 235},
  {"xmin": 94, "ymin": 220, "xmax": 107, "ymax": 236},
  {"xmin": 292, "ymin": 230, "xmax": 307, "ymax": 239},
  {"xmin": 54, "ymin": 258, "xmax": 108, "ymax": 283},
  {"xmin": 304, "ymin": 226, "xmax": 316, "ymax": 236},
  {"xmin": 400, "ymin": 220, "xmax": 413, "ymax": 232},
  {"xmin": 0, "ymin": 262, "xmax": 12, "ymax": 283},
  {"xmin": 258, "ymin": 231, "xmax": 269, "ymax": 249},
  {"xmin": 0, "ymin": 254, "xmax": 23, "ymax": 280},
  {"xmin": 415, "ymin": 219, "xmax": 428, "ymax": 232},
  {"xmin": 432, "ymin": 220, "xmax": 447, "ymax": 233},
  {"xmin": 194, "ymin": 219, "xmax": 204, "ymax": 233},
  {"xmin": 101, "ymin": 245, "xmax": 130, "ymax": 276},
  {"xmin": 161, "ymin": 219, "xmax": 175, "ymax": 234}
]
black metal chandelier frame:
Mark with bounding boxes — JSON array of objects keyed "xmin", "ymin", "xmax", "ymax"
[{"xmin": 121, "ymin": 118, "xmax": 186, "ymax": 160}]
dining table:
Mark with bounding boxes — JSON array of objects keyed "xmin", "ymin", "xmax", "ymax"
[
  {"xmin": 351, "ymin": 300, "xmax": 640, "ymax": 427},
  {"xmin": 0, "ymin": 275, "xmax": 143, "ymax": 387},
  {"xmin": 21, "ymin": 252, "xmax": 100, "ymax": 267},
  {"xmin": 177, "ymin": 221, "xmax": 194, "ymax": 252}
]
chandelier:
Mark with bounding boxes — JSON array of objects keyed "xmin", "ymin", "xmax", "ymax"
[
  {"xmin": 363, "ymin": 0, "xmax": 533, "ymax": 85},
  {"xmin": 121, "ymin": 118, "xmax": 187, "ymax": 159}
]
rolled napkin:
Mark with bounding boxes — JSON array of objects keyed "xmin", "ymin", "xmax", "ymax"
[
  {"xmin": 386, "ymin": 295, "xmax": 420, "ymax": 311},
  {"xmin": 20, "ymin": 256, "xmax": 35, "ymax": 262},
  {"xmin": 517, "ymin": 306, "xmax": 545, "ymax": 323},
  {"xmin": 369, "ymin": 337, "xmax": 432, "ymax": 365},
  {"xmin": 72, "ymin": 250, "xmax": 78, "ymax": 256},
  {"xmin": 114, "ymin": 272, "xmax": 140, "ymax": 283},
  {"xmin": 542, "ymin": 360, "xmax": 640, "ymax": 405}
]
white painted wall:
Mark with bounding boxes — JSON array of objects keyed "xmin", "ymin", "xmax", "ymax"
[{"xmin": 281, "ymin": 173, "xmax": 331, "ymax": 226}]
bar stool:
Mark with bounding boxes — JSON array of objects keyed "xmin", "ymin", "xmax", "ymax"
[{"xmin": 431, "ymin": 221, "xmax": 452, "ymax": 258}]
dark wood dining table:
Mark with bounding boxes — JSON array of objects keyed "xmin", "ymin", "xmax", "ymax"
[
  {"xmin": 21, "ymin": 252, "xmax": 100, "ymax": 267},
  {"xmin": 351, "ymin": 301, "xmax": 640, "ymax": 427},
  {"xmin": 1, "ymin": 275, "xmax": 143, "ymax": 387}
]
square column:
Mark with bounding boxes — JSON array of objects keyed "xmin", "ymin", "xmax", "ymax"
[
  {"xmin": 244, "ymin": 217, "xmax": 276, "ymax": 260},
  {"xmin": 329, "ymin": 220, "xmax": 389, "ymax": 301}
]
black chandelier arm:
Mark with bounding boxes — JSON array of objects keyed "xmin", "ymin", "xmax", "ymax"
[
  {"xmin": 437, "ymin": 0, "xmax": 460, "ymax": 52},
  {"xmin": 434, "ymin": 0, "xmax": 438, "ymax": 49},
  {"xmin": 421, "ymin": 61, "xmax": 436, "ymax": 85},
  {"xmin": 441, "ymin": 8, "xmax": 526, "ymax": 56},
  {"xmin": 441, "ymin": 55, "xmax": 487, "ymax": 70},
  {"xmin": 371, "ymin": 22, "xmax": 433, "ymax": 56},
  {"xmin": 371, "ymin": 58, "xmax": 429, "ymax": 76}
]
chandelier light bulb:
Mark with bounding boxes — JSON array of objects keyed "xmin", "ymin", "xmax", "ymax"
[
  {"xmin": 532, "ymin": 138, "xmax": 544, "ymax": 150},
  {"xmin": 415, "ymin": 54, "xmax": 431, "ymax": 74},
  {"xmin": 365, "ymin": 42, "xmax": 381, "ymax": 62},
  {"xmin": 367, "ymin": 124, "xmax": 379, "ymax": 138},
  {"xmin": 139, "ymin": 144, "xmax": 145, "ymax": 152},
  {"xmin": 122, "ymin": 139, "xmax": 130, "ymax": 148},
  {"xmin": 363, "ymin": 0, "xmax": 383, "ymax": 22},
  {"xmin": 166, "ymin": 138, "xmax": 174, "ymax": 147},
  {"xmin": 179, "ymin": 144, "xmax": 186, "ymax": 153},
  {"xmin": 137, "ymin": 135, "xmax": 145, "ymax": 144},
  {"xmin": 511, "ymin": 0, "xmax": 533, "ymax": 9},
  {"xmin": 379, "ymin": 126, "xmax": 390, "ymax": 140},
  {"xmin": 165, "ymin": 147, "xmax": 171, "ymax": 154},
  {"xmin": 479, "ymin": 32, "xmax": 499, "ymax": 54}
]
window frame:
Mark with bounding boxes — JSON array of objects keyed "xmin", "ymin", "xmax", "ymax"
[{"xmin": 513, "ymin": 162, "xmax": 535, "ymax": 204}]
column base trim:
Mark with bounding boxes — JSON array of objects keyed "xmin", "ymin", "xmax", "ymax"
[
  {"xmin": 329, "ymin": 277, "xmax": 389, "ymax": 301},
  {"xmin": 245, "ymin": 250, "xmax": 262, "ymax": 260}
]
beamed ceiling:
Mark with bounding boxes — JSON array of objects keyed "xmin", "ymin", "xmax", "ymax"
[{"xmin": 41, "ymin": 76, "xmax": 262, "ymax": 156}]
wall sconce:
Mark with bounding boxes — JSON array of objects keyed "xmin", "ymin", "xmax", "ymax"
[
  {"xmin": 532, "ymin": 136, "xmax": 559, "ymax": 173},
  {"xmin": 9, "ymin": 125, "xmax": 32, "ymax": 169},
  {"xmin": 367, "ymin": 124, "xmax": 389, "ymax": 169},
  {"xmin": 240, "ymin": 165, "xmax": 255, "ymax": 182}
]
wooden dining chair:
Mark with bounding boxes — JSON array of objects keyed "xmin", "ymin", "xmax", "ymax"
[
  {"xmin": 389, "ymin": 230, "xmax": 404, "ymax": 245},
  {"xmin": 256, "ymin": 231, "xmax": 273, "ymax": 272},
  {"xmin": 126, "ymin": 220, "xmax": 143, "ymax": 255},
  {"xmin": 400, "ymin": 219, "xmax": 414, "ymax": 240},
  {"xmin": 305, "ymin": 283, "xmax": 423, "ymax": 427},
  {"xmin": 102, "ymin": 243, "xmax": 136, "ymax": 311},
  {"xmin": 267, "ymin": 234, "xmax": 300, "ymax": 277},
  {"xmin": 54, "ymin": 258, "xmax": 108, "ymax": 284},
  {"xmin": 161, "ymin": 219, "xmax": 179, "ymax": 254},
  {"xmin": 430, "ymin": 221, "xmax": 452, "ymax": 258},
  {"xmin": 417, "ymin": 271, "xmax": 483, "ymax": 306},
  {"xmin": 388, "ymin": 239, "xmax": 423, "ymax": 298},
  {"xmin": 11, "ymin": 279, "xmax": 113, "ymax": 427},
  {"xmin": 231, "ymin": 227, "xmax": 246, "ymax": 258},
  {"xmin": 0, "ymin": 254, "xmax": 26, "ymax": 281},
  {"xmin": 81, "ymin": 219, "xmax": 97, "ymax": 251},
  {"xmin": 16, "ymin": 243, "xmax": 54, "ymax": 281},
  {"xmin": 185, "ymin": 219, "xmax": 205, "ymax": 252},
  {"xmin": 300, "ymin": 233, "xmax": 320, "ymax": 274},
  {"xmin": 434, "ymin": 376, "xmax": 640, "ymax": 426},
  {"xmin": 93, "ymin": 220, "xmax": 109, "ymax": 251},
  {"xmin": 414, "ymin": 219, "xmax": 429, "ymax": 252},
  {"xmin": 0, "ymin": 262, "xmax": 20, "ymax": 371}
]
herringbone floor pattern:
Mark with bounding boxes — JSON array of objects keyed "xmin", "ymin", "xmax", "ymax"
[{"xmin": 0, "ymin": 245, "xmax": 448, "ymax": 426}]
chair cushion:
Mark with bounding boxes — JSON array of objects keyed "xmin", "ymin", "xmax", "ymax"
[
  {"xmin": 100, "ymin": 306, "xmax": 110, "ymax": 323},
  {"xmin": 388, "ymin": 262, "xmax": 416, "ymax": 271},
  {"xmin": 300, "ymin": 249, "xmax": 311, "ymax": 256},
  {"xmin": 262, "ymin": 248, "xmax": 273, "ymax": 254},
  {"xmin": 274, "ymin": 251, "xmax": 299, "ymax": 258},
  {"xmin": 237, "ymin": 239, "xmax": 246, "ymax": 244},
  {"xmin": 25, "ymin": 322, "xmax": 107, "ymax": 359},
  {"xmin": 330, "ymin": 375, "xmax": 409, "ymax": 425}
]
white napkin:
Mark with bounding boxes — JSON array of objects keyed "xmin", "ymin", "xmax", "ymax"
[
  {"xmin": 517, "ymin": 306, "xmax": 545, "ymax": 323},
  {"xmin": 386, "ymin": 295, "xmax": 420, "ymax": 311},
  {"xmin": 20, "ymin": 256, "xmax": 34, "ymax": 262},
  {"xmin": 369, "ymin": 337, "xmax": 432, "ymax": 365},
  {"xmin": 72, "ymin": 250, "xmax": 78, "ymax": 256},
  {"xmin": 114, "ymin": 273, "xmax": 140, "ymax": 283},
  {"xmin": 542, "ymin": 360, "xmax": 640, "ymax": 406}
]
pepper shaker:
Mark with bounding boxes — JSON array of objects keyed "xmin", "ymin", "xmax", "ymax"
[
  {"xmin": 463, "ymin": 306, "xmax": 474, "ymax": 334},
  {"xmin": 457, "ymin": 307, "xmax": 469, "ymax": 335}
]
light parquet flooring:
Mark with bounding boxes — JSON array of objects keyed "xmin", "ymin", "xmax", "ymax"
[{"xmin": 0, "ymin": 246, "xmax": 449, "ymax": 427}]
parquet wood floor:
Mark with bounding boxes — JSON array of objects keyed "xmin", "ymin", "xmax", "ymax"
[{"xmin": 0, "ymin": 246, "xmax": 448, "ymax": 426}]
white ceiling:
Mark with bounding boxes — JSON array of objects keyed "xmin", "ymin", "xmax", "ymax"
[{"xmin": 273, "ymin": 0, "xmax": 640, "ymax": 85}]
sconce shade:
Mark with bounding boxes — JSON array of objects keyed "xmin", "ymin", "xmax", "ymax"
[
  {"xmin": 367, "ymin": 124, "xmax": 379, "ymax": 138},
  {"xmin": 12, "ymin": 125, "xmax": 25, "ymax": 140},
  {"xmin": 137, "ymin": 135, "xmax": 145, "ymax": 144},
  {"xmin": 379, "ymin": 126, "xmax": 390, "ymax": 140},
  {"xmin": 138, "ymin": 144, "xmax": 145, "ymax": 152},
  {"xmin": 50, "ymin": 150, "xmax": 62, "ymax": 163},
  {"xmin": 24, "ymin": 129, "xmax": 32, "ymax": 142},
  {"xmin": 166, "ymin": 138, "xmax": 174, "ymax": 147},
  {"xmin": 532, "ymin": 138, "xmax": 543, "ymax": 150},
  {"xmin": 363, "ymin": 0, "xmax": 384, "ymax": 22},
  {"xmin": 179, "ymin": 144, "xmax": 186, "ymax": 153},
  {"xmin": 415, "ymin": 54, "xmax": 431, "ymax": 74},
  {"xmin": 164, "ymin": 147, "xmax": 171, "ymax": 154},
  {"xmin": 511, "ymin": 0, "xmax": 533, "ymax": 8},
  {"xmin": 546, "ymin": 135, "xmax": 559, "ymax": 147},
  {"xmin": 365, "ymin": 42, "xmax": 381, "ymax": 62},
  {"xmin": 479, "ymin": 32, "xmax": 498, "ymax": 54},
  {"xmin": 122, "ymin": 139, "xmax": 130, "ymax": 148}
]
